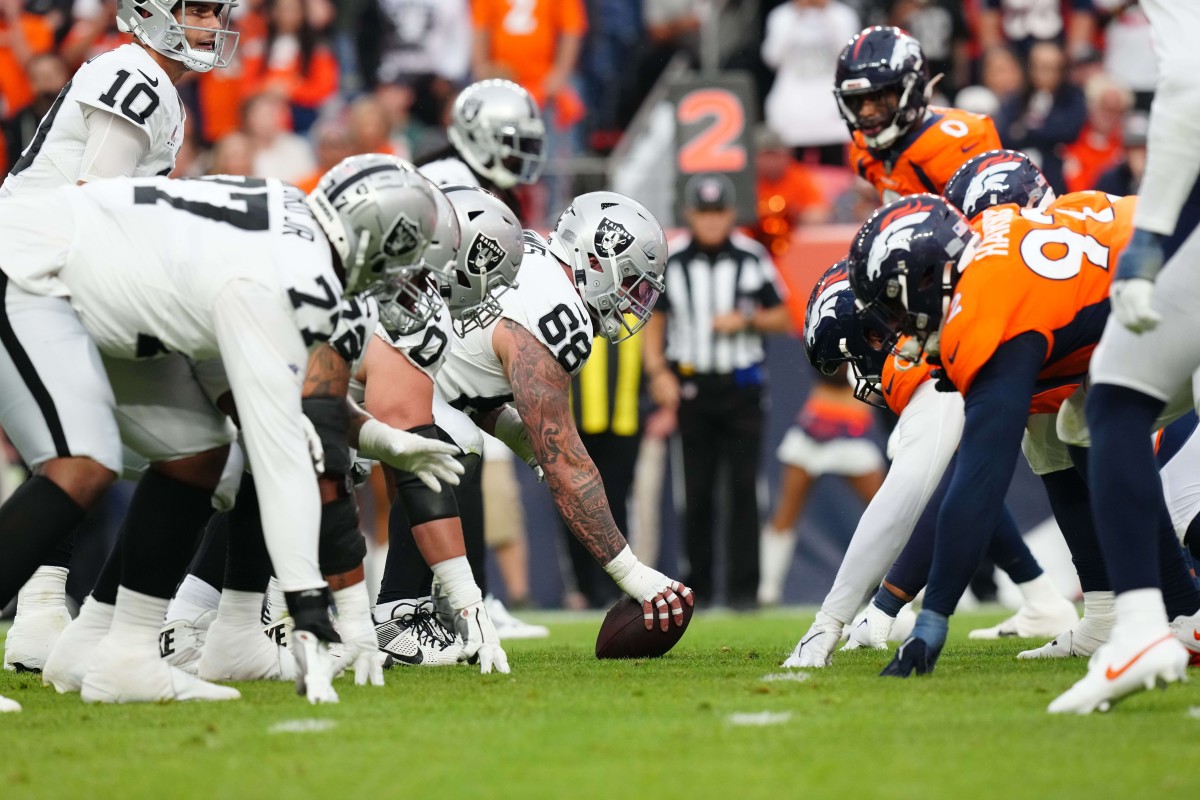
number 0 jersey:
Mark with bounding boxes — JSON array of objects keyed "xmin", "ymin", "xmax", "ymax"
[
  {"xmin": 0, "ymin": 176, "xmax": 341, "ymax": 362},
  {"xmin": 851, "ymin": 107, "xmax": 1000, "ymax": 203},
  {"xmin": 1, "ymin": 44, "xmax": 184, "ymax": 197},
  {"xmin": 940, "ymin": 191, "xmax": 1137, "ymax": 412},
  {"xmin": 435, "ymin": 231, "xmax": 593, "ymax": 415}
]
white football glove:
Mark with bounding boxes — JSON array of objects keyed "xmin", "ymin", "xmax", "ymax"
[
  {"xmin": 493, "ymin": 405, "xmax": 544, "ymax": 480},
  {"xmin": 332, "ymin": 585, "xmax": 386, "ymax": 687},
  {"xmin": 291, "ymin": 630, "xmax": 339, "ymax": 705},
  {"xmin": 356, "ymin": 418, "xmax": 465, "ymax": 492},
  {"xmin": 455, "ymin": 601, "xmax": 510, "ymax": 674},
  {"xmin": 604, "ymin": 546, "xmax": 694, "ymax": 631},
  {"xmin": 782, "ymin": 615, "xmax": 843, "ymax": 668},
  {"xmin": 1111, "ymin": 229, "xmax": 1165, "ymax": 334}
]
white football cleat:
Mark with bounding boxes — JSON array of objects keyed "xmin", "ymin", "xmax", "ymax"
[
  {"xmin": 4, "ymin": 604, "xmax": 73, "ymax": 673},
  {"xmin": 81, "ymin": 636, "xmax": 240, "ymax": 704},
  {"xmin": 42, "ymin": 598, "xmax": 114, "ymax": 694},
  {"xmin": 197, "ymin": 618, "xmax": 296, "ymax": 681},
  {"xmin": 841, "ymin": 604, "xmax": 895, "ymax": 651},
  {"xmin": 1017, "ymin": 613, "xmax": 1113, "ymax": 659},
  {"xmin": 292, "ymin": 630, "xmax": 338, "ymax": 705},
  {"xmin": 782, "ymin": 620, "xmax": 843, "ymax": 668},
  {"xmin": 485, "ymin": 595, "xmax": 548, "ymax": 640},
  {"xmin": 159, "ymin": 609, "xmax": 217, "ymax": 675},
  {"xmin": 1168, "ymin": 610, "xmax": 1200, "ymax": 663},
  {"xmin": 1048, "ymin": 631, "xmax": 1188, "ymax": 714},
  {"xmin": 374, "ymin": 599, "xmax": 463, "ymax": 667},
  {"xmin": 969, "ymin": 594, "xmax": 1079, "ymax": 639},
  {"xmin": 0, "ymin": 694, "xmax": 20, "ymax": 713}
]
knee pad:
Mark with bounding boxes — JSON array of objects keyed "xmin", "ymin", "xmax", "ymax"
[
  {"xmin": 302, "ymin": 396, "xmax": 351, "ymax": 477},
  {"xmin": 394, "ymin": 424, "xmax": 462, "ymax": 526},
  {"xmin": 318, "ymin": 494, "xmax": 366, "ymax": 576}
]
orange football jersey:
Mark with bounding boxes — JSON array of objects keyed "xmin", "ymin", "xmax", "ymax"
[
  {"xmin": 880, "ymin": 341, "xmax": 934, "ymax": 416},
  {"xmin": 850, "ymin": 107, "xmax": 1001, "ymax": 203},
  {"xmin": 939, "ymin": 192, "xmax": 1137, "ymax": 413}
]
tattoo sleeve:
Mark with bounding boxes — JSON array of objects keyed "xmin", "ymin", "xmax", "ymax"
[
  {"xmin": 503, "ymin": 320, "xmax": 628, "ymax": 564},
  {"xmin": 302, "ymin": 343, "xmax": 350, "ymax": 399}
]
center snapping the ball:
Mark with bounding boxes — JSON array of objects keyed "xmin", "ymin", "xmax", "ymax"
[{"xmin": 595, "ymin": 596, "xmax": 694, "ymax": 659}]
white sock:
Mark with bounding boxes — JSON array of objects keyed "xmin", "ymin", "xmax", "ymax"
[
  {"xmin": 16, "ymin": 566, "xmax": 69, "ymax": 611},
  {"xmin": 373, "ymin": 597, "xmax": 418, "ymax": 623},
  {"xmin": 74, "ymin": 595, "xmax": 116, "ymax": 635},
  {"xmin": 758, "ymin": 525, "xmax": 796, "ymax": 600},
  {"xmin": 1016, "ymin": 573, "xmax": 1062, "ymax": 606},
  {"xmin": 109, "ymin": 587, "xmax": 170, "ymax": 649},
  {"xmin": 1113, "ymin": 588, "xmax": 1169, "ymax": 638},
  {"xmin": 266, "ymin": 578, "xmax": 287, "ymax": 623},
  {"xmin": 216, "ymin": 589, "xmax": 265, "ymax": 631},
  {"xmin": 1082, "ymin": 590, "xmax": 1116, "ymax": 621},
  {"xmin": 166, "ymin": 575, "xmax": 221, "ymax": 623}
]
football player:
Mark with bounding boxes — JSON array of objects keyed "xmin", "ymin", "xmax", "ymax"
[
  {"xmin": 2, "ymin": 0, "xmax": 237, "ymax": 675},
  {"xmin": 0, "ymin": 166, "xmax": 459, "ymax": 704},
  {"xmin": 849, "ymin": 193, "xmax": 1200, "ymax": 687},
  {"xmin": 1055, "ymin": 0, "xmax": 1200, "ymax": 713},
  {"xmin": 835, "ymin": 26, "xmax": 1000, "ymax": 204}
]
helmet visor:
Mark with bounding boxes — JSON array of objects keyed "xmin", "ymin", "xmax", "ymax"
[{"xmin": 497, "ymin": 126, "xmax": 546, "ymax": 184}]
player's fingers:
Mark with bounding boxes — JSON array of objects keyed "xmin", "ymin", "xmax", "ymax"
[
  {"xmin": 676, "ymin": 583, "xmax": 695, "ymax": 607},
  {"xmin": 642, "ymin": 599, "xmax": 655, "ymax": 631},
  {"xmin": 654, "ymin": 595, "xmax": 670, "ymax": 632},
  {"xmin": 418, "ymin": 472, "xmax": 441, "ymax": 493},
  {"xmin": 666, "ymin": 590, "xmax": 685, "ymax": 627}
]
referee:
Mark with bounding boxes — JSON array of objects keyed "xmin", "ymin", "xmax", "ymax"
[{"xmin": 643, "ymin": 173, "xmax": 792, "ymax": 608}]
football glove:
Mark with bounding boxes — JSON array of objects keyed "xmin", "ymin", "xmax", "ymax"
[
  {"xmin": 493, "ymin": 405, "xmax": 544, "ymax": 480},
  {"xmin": 782, "ymin": 614, "xmax": 843, "ymax": 668},
  {"xmin": 604, "ymin": 546, "xmax": 694, "ymax": 631},
  {"xmin": 455, "ymin": 601, "xmax": 510, "ymax": 674},
  {"xmin": 1111, "ymin": 229, "xmax": 1165, "ymax": 333},
  {"xmin": 333, "ymin": 583, "xmax": 386, "ymax": 687},
  {"xmin": 356, "ymin": 418, "xmax": 465, "ymax": 492}
]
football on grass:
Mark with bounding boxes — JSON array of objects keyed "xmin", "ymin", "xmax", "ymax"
[{"xmin": 595, "ymin": 596, "xmax": 694, "ymax": 659}]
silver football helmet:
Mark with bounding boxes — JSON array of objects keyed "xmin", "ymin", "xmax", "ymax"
[
  {"xmin": 438, "ymin": 185, "xmax": 523, "ymax": 335},
  {"xmin": 448, "ymin": 80, "xmax": 546, "ymax": 189},
  {"xmin": 378, "ymin": 178, "xmax": 461, "ymax": 336},
  {"xmin": 548, "ymin": 192, "xmax": 667, "ymax": 343},
  {"xmin": 116, "ymin": 0, "xmax": 239, "ymax": 73},
  {"xmin": 307, "ymin": 154, "xmax": 439, "ymax": 302}
]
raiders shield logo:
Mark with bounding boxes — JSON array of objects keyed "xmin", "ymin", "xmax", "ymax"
[
  {"xmin": 383, "ymin": 214, "xmax": 422, "ymax": 261},
  {"xmin": 594, "ymin": 218, "xmax": 634, "ymax": 257},
  {"xmin": 466, "ymin": 232, "xmax": 506, "ymax": 274},
  {"xmin": 460, "ymin": 95, "xmax": 483, "ymax": 124}
]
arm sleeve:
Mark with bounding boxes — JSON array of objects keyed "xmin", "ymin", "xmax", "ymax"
[
  {"xmin": 923, "ymin": 331, "xmax": 1045, "ymax": 616},
  {"xmin": 819, "ymin": 382, "xmax": 964, "ymax": 624},
  {"xmin": 77, "ymin": 107, "xmax": 151, "ymax": 183},
  {"xmin": 213, "ymin": 279, "xmax": 325, "ymax": 593}
]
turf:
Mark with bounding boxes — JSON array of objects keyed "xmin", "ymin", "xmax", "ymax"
[{"xmin": 2, "ymin": 609, "xmax": 1197, "ymax": 800}]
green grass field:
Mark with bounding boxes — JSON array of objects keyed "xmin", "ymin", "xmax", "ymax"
[{"xmin": 2, "ymin": 609, "xmax": 1197, "ymax": 800}]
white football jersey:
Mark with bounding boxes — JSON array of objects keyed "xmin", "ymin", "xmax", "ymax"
[
  {"xmin": 1, "ymin": 45, "xmax": 184, "ymax": 196},
  {"xmin": 347, "ymin": 299, "xmax": 451, "ymax": 404},
  {"xmin": 435, "ymin": 232, "xmax": 593, "ymax": 415},
  {"xmin": 418, "ymin": 157, "xmax": 479, "ymax": 189},
  {"xmin": 331, "ymin": 295, "xmax": 381, "ymax": 376},
  {"xmin": 1, "ymin": 176, "xmax": 340, "ymax": 362}
]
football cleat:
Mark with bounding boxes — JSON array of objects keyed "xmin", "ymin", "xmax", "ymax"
[
  {"xmin": 969, "ymin": 594, "xmax": 1079, "ymax": 640},
  {"xmin": 880, "ymin": 636, "xmax": 940, "ymax": 677},
  {"xmin": 1017, "ymin": 614, "xmax": 1113, "ymax": 659},
  {"xmin": 0, "ymin": 694, "xmax": 20, "ymax": 713},
  {"xmin": 374, "ymin": 599, "xmax": 463, "ymax": 667},
  {"xmin": 159, "ymin": 609, "xmax": 217, "ymax": 675},
  {"xmin": 42, "ymin": 598, "xmax": 114, "ymax": 694},
  {"xmin": 292, "ymin": 630, "xmax": 338, "ymax": 704},
  {"xmin": 841, "ymin": 604, "xmax": 894, "ymax": 650},
  {"xmin": 1167, "ymin": 610, "xmax": 1200, "ymax": 660},
  {"xmin": 782, "ymin": 620, "xmax": 843, "ymax": 668},
  {"xmin": 3, "ymin": 603, "xmax": 73, "ymax": 673},
  {"xmin": 1048, "ymin": 630, "xmax": 1188, "ymax": 714},
  {"xmin": 197, "ymin": 618, "xmax": 296, "ymax": 681},
  {"xmin": 485, "ymin": 595, "xmax": 549, "ymax": 640},
  {"xmin": 81, "ymin": 636, "xmax": 240, "ymax": 704}
]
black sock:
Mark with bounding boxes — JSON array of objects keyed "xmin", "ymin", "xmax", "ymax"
[
  {"xmin": 457, "ymin": 458, "xmax": 486, "ymax": 595},
  {"xmin": 119, "ymin": 469, "xmax": 214, "ymax": 600},
  {"xmin": 187, "ymin": 509, "xmax": 228, "ymax": 590},
  {"xmin": 378, "ymin": 491, "xmax": 433, "ymax": 604},
  {"xmin": 91, "ymin": 534, "xmax": 122, "ymax": 605},
  {"xmin": 44, "ymin": 530, "xmax": 75, "ymax": 570},
  {"xmin": 0, "ymin": 475, "xmax": 86, "ymax": 607},
  {"xmin": 224, "ymin": 473, "xmax": 273, "ymax": 593},
  {"xmin": 1041, "ymin": 467, "xmax": 1110, "ymax": 592},
  {"xmin": 1158, "ymin": 507, "xmax": 1200, "ymax": 618},
  {"xmin": 987, "ymin": 506, "xmax": 1042, "ymax": 585}
]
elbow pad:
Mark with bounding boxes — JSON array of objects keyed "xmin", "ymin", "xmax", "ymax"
[{"xmin": 302, "ymin": 396, "xmax": 352, "ymax": 477}]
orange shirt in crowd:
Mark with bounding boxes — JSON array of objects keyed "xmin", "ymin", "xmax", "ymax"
[
  {"xmin": 241, "ymin": 43, "xmax": 338, "ymax": 111},
  {"xmin": 940, "ymin": 191, "xmax": 1136, "ymax": 413},
  {"xmin": 755, "ymin": 163, "xmax": 826, "ymax": 257},
  {"xmin": 471, "ymin": 0, "xmax": 586, "ymax": 100},
  {"xmin": 1062, "ymin": 123, "xmax": 1122, "ymax": 194},
  {"xmin": 850, "ymin": 107, "xmax": 1000, "ymax": 202},
  {"xmin": 0, "ymin": 13, "xmax": 54, "ymax": 116}
]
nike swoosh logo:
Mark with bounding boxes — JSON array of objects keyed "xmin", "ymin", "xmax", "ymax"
[
  {"xmin": 946, "ymin": 342, "xmax": 960, "ymax": 365},
  {"xmin": 1193, "ymin": 629, "xmax": 1200, "ymax": 641},
  {"xmin": 137, "ymin": 69, "xmax": 160, "ymax": 87},
  {"xmin": 1104, "ymin": 634, "xmax": 1174, "ymax": 681},
  {"xmin": 960, "ymin": 144, "xmax": 974, "ymax": 153},
  {"xmin": 885, "ymin": 375, "xmax": 895, "ymax": 395}
]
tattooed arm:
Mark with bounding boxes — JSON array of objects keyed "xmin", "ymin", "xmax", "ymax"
[{"xmin": 494, "ymin": 319, "xmax": 627, "ymax": 563}]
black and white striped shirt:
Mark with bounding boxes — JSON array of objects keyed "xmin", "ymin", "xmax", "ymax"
[{"xmin": 657, "ymin": 231, "xmax": 785, "ymax": 375}]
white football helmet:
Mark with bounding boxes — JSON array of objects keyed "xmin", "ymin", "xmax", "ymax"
[
  {"xmin": 378, "ymin": 178, "xmax": 461, "ymax": 336},
  {"xmin": 116, "ymin": 0, "xmax": 239, "ymax": 73},
  {"xmin": 438, "ymin": 185, "xmax": 523, "ymax": 335},
  {"xmin": 548, "ymin": 192, "xmax": 667, "ymax": 343},
  {"xmin": 307, "ymin": 154, "xmax": 439, "ymax": 300},
  {"xmin": 448, "ymin": 80, "xmax": 546, "ymax": 189}
]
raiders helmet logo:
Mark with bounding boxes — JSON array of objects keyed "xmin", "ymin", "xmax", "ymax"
[
  {"xmin": 460, "ymin": 96, "xmax": 483, "ymax": 124},
  {"xmin": 467, "ymin": 232, "xmax": 506, "ymax": 274},
  {"xmin": 594, "ymin": 218, "xmax": 634, "ymax": 257},
  {"xmin": 383, "ymin": 214, "xmax": 422, "ymax": 260}
]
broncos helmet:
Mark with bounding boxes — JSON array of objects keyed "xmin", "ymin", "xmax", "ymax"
[
  {"xmin": 116, "ymin": 0, "xmax": 239, "ymax": 73},
  {"xmin": 944, "ymin": 150, "xmax": 1055, "ymax": 220},
  {"xmin": 847, "ymin": 194, "xmax": 976, "ymax": 348},
  {"xmin": 834, "ymin": 26, "xmax": 930, "ymax": 150},
  {"xmin": 804, "ymin": 260, "xmax": 888, "ymax": 408}
]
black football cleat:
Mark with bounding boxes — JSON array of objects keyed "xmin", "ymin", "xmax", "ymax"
[{"xmin": 880, "ymin": 636, "xmax": 940, "ymax": 677}]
